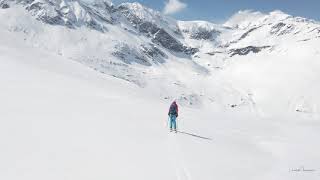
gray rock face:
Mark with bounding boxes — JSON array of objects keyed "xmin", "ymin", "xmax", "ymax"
[
  {"xmin": 7, "ymin": 0, "xmax": 112, "ymax": 32},
  {"xmin": 115, "ymin": 4, "xmax": 141, "ymax": 24},
  {"xmin": 4, "ymin": 0, "xmax": 198, "ymax": 59},
  {"xmin": 151, "ymin": 28, "xmax": 198, "ymax": 54},
  {"xmin": 25, "ymin": 2, "xmax": 67, "ymax": 26},
  {"xmin": 0, "ymin": 1, "xmax": 10, "ymax": 8},
  {"xmin": 139, "ymin": 22, "xmax": 159, "ymax": 35},
  {"xmin": 184, "ymin": 47, "xmax": 199, "ymax": 55},
  {"xmin": 238, "ymin": 26, "xmax": 260, "ymax": 41},
  {"xmin": 229, "ymin": 46, "xmax": 271, "ymax": 57},
  {"xmin": 152, "ymin": 29, "xmax": 183, "ymax": 52},
  {"xmin": 113, "ymin": 43, "xmax": 168, "ymax": 65},
  {"xmin": 190, "ymin": 30, "xmax": 219, "ymax": 40},
  {"xmin": 270, "ymin": 22, "xmax": 286, "ymax": 34},
  {"xmin": 185, "ymin": 28, "xmax": 221, "ymax": 40},
  {"xmin": 112, "ymin": 43, "xmax": 152, "ymax": 66},
  {"xmin": 115, "ymin": 3, "xmax": 198, "ymax": 55},
  {"xmin": 308, "ymin": 27, "xmax": 320, "ymax": 34},
  {"xmin": 141, "ymin": 44, "xmax": 167, "ymax": 63},
  {"xmin": 270, "ymin": 22, "xmax": 295, "ymax": 36}
]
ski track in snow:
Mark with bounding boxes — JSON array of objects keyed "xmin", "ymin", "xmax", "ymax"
[{"xmin": 167, "ymin": 133, "xmax": 192, "ymax": 180}]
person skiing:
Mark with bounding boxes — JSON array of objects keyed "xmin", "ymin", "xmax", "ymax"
[{"xmin": 168, "ymin": 101, "xmax": 178, "ymax": 132}]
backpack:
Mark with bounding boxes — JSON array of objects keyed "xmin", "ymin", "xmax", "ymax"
[{"xmin": 169, "ymin": 104, "xmax": 177, "ymax": 115}]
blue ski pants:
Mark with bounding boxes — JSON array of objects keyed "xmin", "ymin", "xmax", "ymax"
[{"xmin": 169, "ymin": 115, "xmax": 177, "ymax": 130}]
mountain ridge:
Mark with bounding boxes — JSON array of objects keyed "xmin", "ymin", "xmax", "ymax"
[{"xmin": 1, "ymin": 0, "xmax": 320, "ymax": 110}]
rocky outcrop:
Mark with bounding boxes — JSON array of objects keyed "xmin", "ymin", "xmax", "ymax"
[
  {"xmin": 0, "ymin": 0, "xmax": 10, "ymax": 9},
  {"xmin": 4, "ymin": 0, "xmax": 113, "ymax": 32},
  {"xmin": 115, "ymin": 3, "xmax": 198, "ymax": 55},
  {"xmin": 141, "ymin": 44, "xmax": 167, "ymax": 63},
  {"xmin": 270, "ymin": 22, "xmax": 295, "ymax": 36},
  {"xmin": 189, "ymin": 29, "xmax": 220, "ymax": 40},
  {"xmin": 151, "ymin": 29, "xmax": 198, "ymax": 55},
  {"xmin": 229, "ymin": 46, "xmax": 271, "ymax": 57},
  {"xmin": 238, "ymin": 26, "xmax": 260, "ymax": 41},
  {"xmin": 112, "ymin": 43, "xmax": 152, "ymax": 66}
]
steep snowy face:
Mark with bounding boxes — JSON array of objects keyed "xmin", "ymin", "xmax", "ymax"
[
  {"xmin": 178, "ymin": 21, "xmax": 223, "ymax": 41},
  {"xmin": 176, "ymin": 21, "xmax": 230, "ymax": 51},
  {"xmin": 221, "ymin": 10, "xmax": 320, "ymax": 48},
  {"xmin": 1, "ymin": 0, "xmax": 114, "ymax": 31},
  {"xmin": 1, "ymin": 1, "xmax": 320, "ymax": 112},
  {"xmin": 1, "ymin": 0, "xmax": 199, "ymax": 55},
  {"xmin": 2, "ymin": 1, "xmax": 319, "ymax": 57},
  {"xmin": 116, "ymin": 2, "xmax": 175, "ymax": 29},
  {"xmin": 223, "ymin": 10, "xmax": 282, "ymax": 29},
  {"xmin": 114, "ymin": 2, "xmax": 198, "ymax": 54}
]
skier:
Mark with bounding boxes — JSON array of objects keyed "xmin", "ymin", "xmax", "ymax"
[{"xmin": 168, "ymin": 101, "xmax": 178, "ymax": 132}]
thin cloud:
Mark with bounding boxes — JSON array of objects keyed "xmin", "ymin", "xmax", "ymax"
[{"xmin": 163, "ymin": 0, "xmax": 187, "ymax": 15}]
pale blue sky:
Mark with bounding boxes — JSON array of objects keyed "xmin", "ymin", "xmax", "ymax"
[{"xmin": 112, "ymin": 0, "xmax": 320, "ymax": 22}]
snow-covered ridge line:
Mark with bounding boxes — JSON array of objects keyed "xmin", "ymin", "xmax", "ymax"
[
  {"xmin": 0, "ymin": 0, "xmax": 115, "ymax": 31},
  {"xmin": 2, "ymin": 0, "xmax": 320, "ymax": 48},
  {"xmin": 1, "ymin": 0, "xmax": 320, "ymax": 110}
]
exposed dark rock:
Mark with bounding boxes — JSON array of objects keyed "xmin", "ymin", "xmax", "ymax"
[
  {"xmin": 116, "ymin": 4, "xmax": 197, "ymax": 55},
  {"xmin": 139, "ymin": 22, "xmax": 160, "ymax": 35},
  {"xmin": 270, "ymin": 22, "xmax": 295, "ymax": 36},
  {"xmin": 278, "ymin": 24, "xmax": 294, "ymax": 35},
  {"xmin": 220, "ymin": 27, "xmax": 261, "ymax": 48},
  {"xmin": 238, "ymin": 26, "xmax": 260, "ymax": 41},
  {"xmin": 173, "ymin": 28, "xmax": 182, "ymax": 36},
  {"xmin": 189, "ymin": 29, "xmax": 221, "ymax": 40},
  {"xmin": 184, "ymin": 46, "xmax": 199, "ymax": 55},
  {"xmin": 81, "ymin": 2, "xmax": 114, "ymax": 24},
  {"xmin": 293, "ymin": 31, "xmax": 301, "ymax": 35},
  {"xmin": 151, "ymin": 28, "xmax": 198, "ymax": 54},
  {"xmin": 26, "ymin": 1, "xmax": 42, "ymax": 11},
  {"xmin": 116, "ymin": 4, "xmax": 142, "ymax": 25},
  {"xmin": 294, "ymin": 17, "xmax": 309, "ymax": 23},
  {"xmin": 142, "ymin": 45, "xmax": 168, "ymax": 58},
  {"xmin": 0, "ymin": 1, "xmax": 9, "ymax": 8},
  {"xmin": 190, "ymin": 30, "xmax": 212, "ymax": 40},
  {"xmin": 206, "ymin": 51, "xmax": 223, "ymax": 56},
  {"xmin": 152, "ymin": 29, "xmax": 182, "ymax": 51},
  {"xmin": 230, "ymin": 104, "xmax": 237, "ymax": 108},
  {"xmin": 38, "ymin": 14, "xmax": 66, "ymax": 27},
  {"xmin": 298, "ymin": 38, "xmax": 310, "ymax": 42},
  {"xmin": 20, "ymin": 0, "xmax": 36, "ymax": 5},
  {"xmin": 270, "ymin": 22, "xmax": 286, "ymax": 34},
  {"xmin": 8, "ymin": 0, "xmax": 110, "ymax": 32},
  {"xmin": 308, "ymin": 27, "xmax": 320, "ymax": 34},
  {"xmin": 112, "ymin": 43, "xmax": 152, "ymax": 66},
  {"xmin": 6, "ymin": 0, "xmax": 196, "ymax": 55},
  {"xmin": 229, "ymin": 46, "xmax": 271, "ymax": 57},
  {"xmin": 141, "ymin": 44, "xmax": 167, "ymax": 62}
]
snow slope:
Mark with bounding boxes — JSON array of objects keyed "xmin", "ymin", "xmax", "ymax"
[
  {"xmin": 1, "ymin": 24, "xmax": 320, "ymax": 180},
  {"xmin": 1, "ymin": 1, "xmax": 320, "ymax": 180}
]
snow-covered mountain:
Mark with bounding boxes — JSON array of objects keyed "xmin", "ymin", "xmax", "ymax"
[
  {"xmin": 2, "ymin": 0, "xmax": 320, "ymax": 113},
  {"xmin": 1, "ymin": 1, "xmax": 320, "ymax": 180},
  {"xmin": 1, "ymin": 0, "xmax": 320, "ymax": 118}
]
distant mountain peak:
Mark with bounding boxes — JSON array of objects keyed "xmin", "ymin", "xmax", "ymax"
[
  {"xmin": 224, "ymin": 10, "xmax": 291, "ymax": 29},
  {"xmin": 2, "ymin": 0, "xmax": 320, "ymax": 71},
  {"xmin": 117, "ymin": 2, "xmax": 172, "ymax": 25}
]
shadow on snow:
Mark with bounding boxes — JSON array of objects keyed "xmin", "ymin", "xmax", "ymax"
[{"xmin": 176, "ymin": 130, "xmax": 212, "ymax": 141}]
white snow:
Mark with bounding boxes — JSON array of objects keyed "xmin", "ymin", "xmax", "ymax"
[
  {"xmin": 223, "ymin": 10, "xmax": 290, "ymax": 29},
  {"xmin": 1, "ymin": 2, "xmax": 320, "ymax": 180}
]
